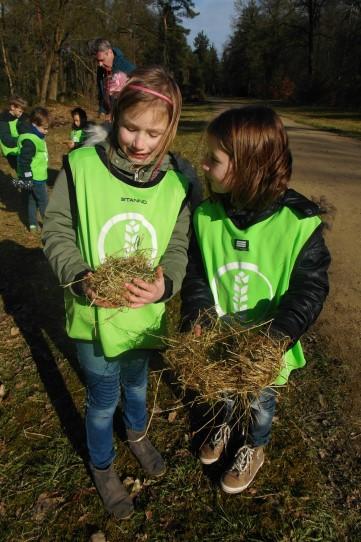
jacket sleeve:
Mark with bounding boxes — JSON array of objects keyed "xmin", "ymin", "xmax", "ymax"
[
  {"xmin": 42, "ymin": 168, "xmax": 91, "ymax": 286},
  {"xmin": 270, "ymin": 224, "xmax": 331, "ymax": 343},
  {"xmin": 17, "ymin": 139, "xmax": 36, "ymax": 178},
  {"xmin": 180, "ymin": 228, "xmax": 215, "ymax": 330}
]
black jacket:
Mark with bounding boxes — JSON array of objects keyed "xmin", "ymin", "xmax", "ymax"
[{"xmin": 180, "ymin": 189, "xmax": 331, "ymax": 345}]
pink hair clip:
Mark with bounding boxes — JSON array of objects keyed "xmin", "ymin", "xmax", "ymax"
[{"xmin": 127, "ymin": 84, "xmax": 173, "ymax": 106}]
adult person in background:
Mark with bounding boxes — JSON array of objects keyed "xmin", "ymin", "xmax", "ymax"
[{"xmin": 92, "ymin": 38, "xmax": 135, "ymax": 120}]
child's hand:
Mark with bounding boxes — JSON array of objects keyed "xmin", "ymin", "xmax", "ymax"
[
  {"xmin": 124, "ymin": 266, "xmax": 165, "ymax": 308},
  {"xmin": 82, "ymin": 273, "xmax": 120, "ymax": 309},
  {"xmin": 64, "ymin": 140, "xmax": 75, "ymax": 149},
  {"xmin": 193, "ymin": 324, "xmax": 202, "ymax": 337}
]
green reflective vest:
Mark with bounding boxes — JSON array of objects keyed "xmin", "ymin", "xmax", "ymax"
[
  {"xmin": 0, "ymin": 118, "xmax": 19, "ymax": 156},
  {"xmin": 70, "ymin": 128, "xmax": 84, "ymax": 143},
  {"xmin": 17, "ymin": 133, "xmax": 48, "ymax": 180},
  {"xmin": 65, "ymin": 146, "xmax": 189, "ymax": 357},
  {"xmin": 194, "ymin": 199, "xmax": 321, "ymax": 384}
]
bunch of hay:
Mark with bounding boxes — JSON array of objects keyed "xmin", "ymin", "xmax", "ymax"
[
  {"xmin": 87, "ymin": 251, "xmax": 156, "ymax": 307},
  {"xmin": 164, "ymin": 316, "xmax": 289, "ymax": 407}
]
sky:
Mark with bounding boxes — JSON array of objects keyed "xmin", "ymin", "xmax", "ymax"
[{"xmin": 182, "ymin": 0, "xmax": 236, "ymax": 56}]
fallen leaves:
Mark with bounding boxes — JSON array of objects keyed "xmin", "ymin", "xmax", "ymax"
[{"xmin": 33, "ymin": 491, "xmax": 65, "ymax": 522}]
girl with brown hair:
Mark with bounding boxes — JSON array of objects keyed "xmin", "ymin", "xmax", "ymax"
[{"xmin": 181, "ymin": 105, "xmax": 330, "ymax": 494}]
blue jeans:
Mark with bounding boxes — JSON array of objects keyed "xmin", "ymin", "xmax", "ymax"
[
  {"xmin": 76, "ymin": 341, "xmax": 151, "ymax": 469},
  {"xmin": 222, "ymin": 387, "xmax": 276, "ymax": 447},
  {"xmin": 28, "ymin": 181, "xmax": 48, "ymax": 227},
  {"xmin": 248, "ymin": 387, "xmax": 277, "ymax": 447}
]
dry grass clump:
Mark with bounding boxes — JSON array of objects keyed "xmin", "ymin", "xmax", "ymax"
[
  {"xmin": 88, "ymin": 251, "xmax": 156, "ymax": 307},
  {"xmin": 165, "ymin": 316, "xmax": 289, "ymax": 406}
]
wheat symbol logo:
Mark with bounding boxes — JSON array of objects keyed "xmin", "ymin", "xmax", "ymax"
[
  {"xmin": 233, "ymin": 271, "xmax": 249, "ymax": 313},
  {"xmin": 124, "ymin": 220, "xmax": 140, "ymax": 255}
]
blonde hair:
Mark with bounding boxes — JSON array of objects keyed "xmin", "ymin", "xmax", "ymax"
[
  {"xmin": 207, "ymin": 106, "xmax": 292, "ymax": 210},
  {"xmin": 110, "ymin": 66, "xmax": 182, "ymax": 165}
]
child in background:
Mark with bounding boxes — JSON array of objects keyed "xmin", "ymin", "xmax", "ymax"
[
  {"xmin": 66, "ymin": 107, "xmax": 89, "ymax": 149},
  {"xmin": 181, "ymin": 106, "xmax": 330, "ymax": 494},
  {"xmin": 16, "ymin": 107, "xmax": 49, "ymax": 232},
  {"xmin": 0, "ymin": 95, "xmax": 28, "ymax": 170},
  {"xmin": 42, "ymin": 67, "xmax": 192, "ymax": 520}
]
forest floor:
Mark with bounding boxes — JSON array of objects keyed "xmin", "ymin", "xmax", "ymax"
[{"xmin": 0, "ymin": 100, "xmax": 360, "ymax": 541}]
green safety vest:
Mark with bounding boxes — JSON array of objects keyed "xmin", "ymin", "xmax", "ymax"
[
  {"xmin": 65, "ymin": 146, "xmax": 189, "ymax": 357},
  {"xmin": 0, "ymin": 117, "xmax": 19, "ymax": 156},
  {"xmin": 70, "ymin": 128, "xmax": 84, "ymax": 143},
  {"xmin": 17, "ymin": 133, "xmax": 48, "ymax": 181},
  {"xmin": 194, "ymin": 199, "xmax": 321, "ymax": 384}
]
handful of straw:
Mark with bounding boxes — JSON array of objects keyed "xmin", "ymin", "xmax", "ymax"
[
  {"xmin": 87, "ymin": 251, "xmax": 156, "ymax": 307},
  {"xmin": 164, "ymin": 316, "xmax": 289, "ymax": 405}
]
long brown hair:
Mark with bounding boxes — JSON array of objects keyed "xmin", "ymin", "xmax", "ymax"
[
  {"xmin": 110, "ymin": 66, "xmax": 182, "ymax": 166},
  {"xmin": 207, "ymin": 106, "xmax": 292, "ymax": 210}
]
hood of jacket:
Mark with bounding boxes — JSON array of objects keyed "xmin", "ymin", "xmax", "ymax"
[{"xmin": 83, "ymin": 123, "xmax": 172, "ymax": 183}]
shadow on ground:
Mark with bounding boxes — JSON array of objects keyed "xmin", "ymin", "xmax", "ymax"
[{"xmin": 0, "ymin": 237, "xmax": 87, "ymax": 458}]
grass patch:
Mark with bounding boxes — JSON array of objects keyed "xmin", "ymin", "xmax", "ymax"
[{"xmin": 273, "ymin": 104, "xmax": 361, "ymax": 139}]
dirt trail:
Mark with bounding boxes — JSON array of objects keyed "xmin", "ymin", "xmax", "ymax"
[{"xmin": 283, "ymin": 118, "xmax": 361, "ymax": 418}]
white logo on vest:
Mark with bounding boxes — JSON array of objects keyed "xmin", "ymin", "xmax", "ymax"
[
  {"xmin": 211, "ymin": 262, "xmax": 273, "ymax": 317},
  {"xmin": 97, "ymin": 212, "xmax": 158, "ymax": 263}
]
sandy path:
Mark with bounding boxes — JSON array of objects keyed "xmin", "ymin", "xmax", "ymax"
[{"xmin": 283, "ymin": 118, "xmax": 361, "ymax": 415}]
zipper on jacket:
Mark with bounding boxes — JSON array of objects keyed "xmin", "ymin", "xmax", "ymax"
[{"xmin": 134, "ymin": 167, "xmax": 146, "ymax": 183}]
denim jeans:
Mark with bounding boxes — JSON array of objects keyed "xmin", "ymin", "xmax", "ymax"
[
  {"xmin": 28, "ymin": 181, "xmax": 48, "ymax": 227},
  {"xmin": 76, "ymin": 341, "xmax": 151, "ymax": 469},
  {"xmin": 221, "ymin": 387, "xmax": 276, "ymax": 448},
  {"xmin": 248, "ymin": 387, "xmax": 277, "ymax": 447}
]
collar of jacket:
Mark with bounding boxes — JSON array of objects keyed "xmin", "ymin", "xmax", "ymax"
[
  {"xmin": 97, "ymin": 140, "xmax": 172, "ymax": 183},
  {"xmin": 31, "ymin": 124, "xmax": 45, "ymax": 139},
  {"xmin": 0, "ymin": 110, "xmax": 17, "ymax": 122},
  {"xmin": 221, "ymin": 188, "xmax": 320, "ymax": 229}
]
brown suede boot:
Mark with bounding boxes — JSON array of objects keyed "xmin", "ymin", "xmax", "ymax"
[
  {"xmin": 127, "ymin": 429, "xmax": 166, "ymax": 477},
  {"xmin": 89, "ymin": 463, "xmax": 134, "ymax": 520}
]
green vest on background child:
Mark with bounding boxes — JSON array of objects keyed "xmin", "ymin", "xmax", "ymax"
[
  {"xmin": 17, "ymin": 132, "xmax": 48, "ymax": 181},
  {"xmin": 0, "ymin": 95, "xmax": 28, "ymax": 170},
  {"xmin": 67, "ymin": 107, "xmax": 88, "ymax": 150},
  {"xmin": 16, "ymin": 107, "xmax": 49, "ymax": 231},
  {"xmin": 70, "ymin": 128, "xmax": 85, "ymax": 144},
  {"xmin": 0, "ymin": 117, "xmax": 20, "ymax": 157}
]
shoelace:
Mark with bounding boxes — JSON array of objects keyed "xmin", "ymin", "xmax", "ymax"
[
  {"xmin": 232, "ymin": 445, "xmax": 254, "ymax": 473},
  {"xmin": 211, "ymin": 423, "xmax": 231, "ymax": 449}
]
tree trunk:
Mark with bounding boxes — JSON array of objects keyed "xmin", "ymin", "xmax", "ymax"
[
  {"xmin": 0, "ymin": 3, "xmax": 14, "ymax": 94},
  {"xmin": 40, "ymin": 51, "xmax": 55, "ymax": 104},
  {"xmin": 307, "ymin": 1, "xmax": 314, "ymax": 76},
  {"xmin": 48, "ymin": 52, "xmax": 60, "ymax": 101}
]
